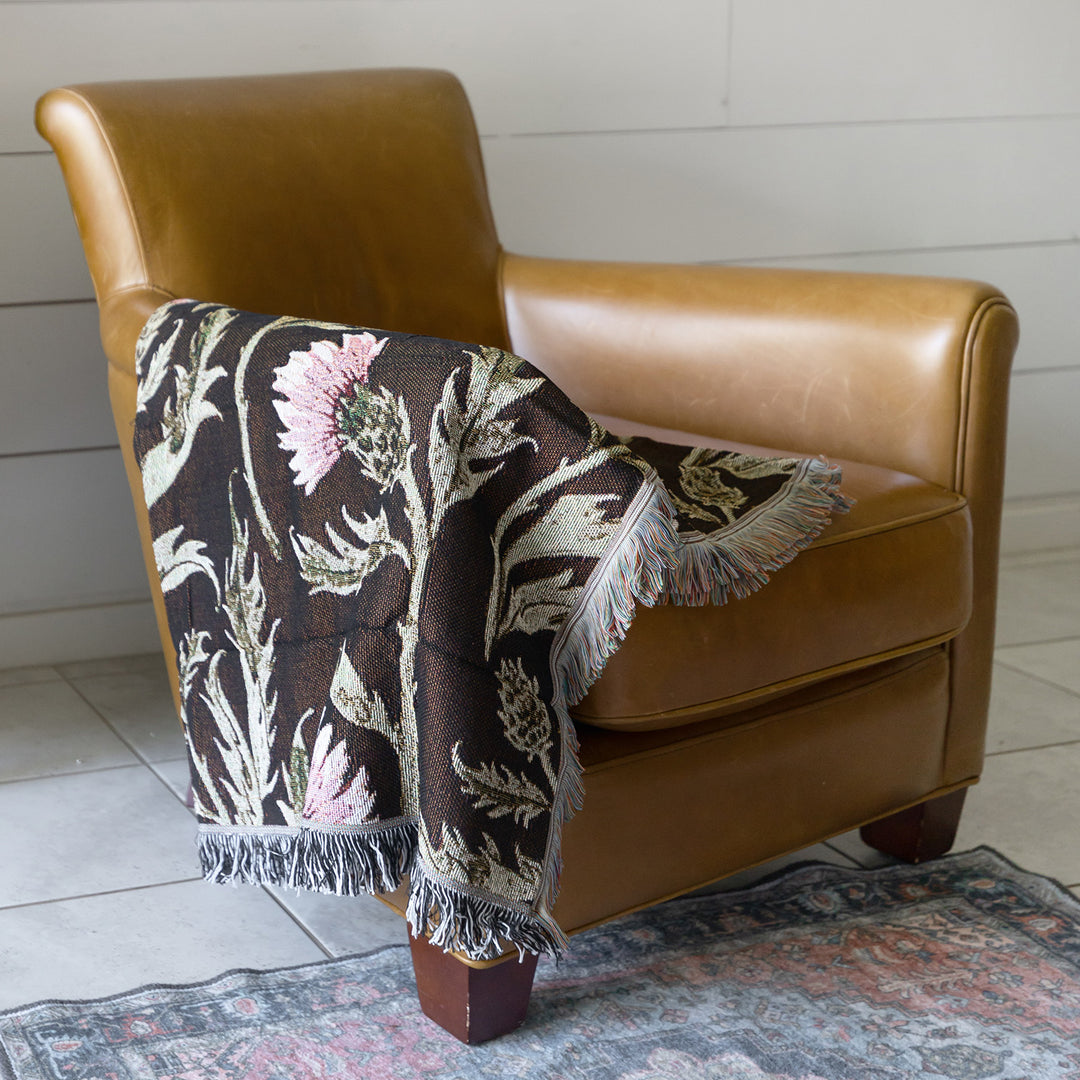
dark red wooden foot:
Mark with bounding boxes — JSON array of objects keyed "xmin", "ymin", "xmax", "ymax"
[
  {"xmin": 409, "ymin": 932, "xmax": 538, "ymax": 1044},
  {"xmin": 860, "ymin": 788, "xmax": 968, "ymax": 863}
]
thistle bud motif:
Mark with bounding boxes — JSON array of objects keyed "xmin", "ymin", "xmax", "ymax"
[
  {"xmin": 335, "ymin": 383, "xmax": 411, "ymax": 493},
  {"xmin": 496, "ymin": 657, "xmax": 551, "ymax": 760}
]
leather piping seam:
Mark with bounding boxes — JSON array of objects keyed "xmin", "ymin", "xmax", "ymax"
[
  {"xmin": 60, "ymin": 88, "xmax": 151, "ymax": 293},
  {"xmin": 954, "ymin": 295, "xmax": 1016, "ymax": 492},
  {"xmin": 580, "ymin": 646, "xmax": 949, "ymax": 773},
  {"xmin": 808, "ymin": 494, "xmax": 967, "ymax": 548},
  {"xmin": 575, "ymin": 634, "xmax": 958, "ymax": 732}
]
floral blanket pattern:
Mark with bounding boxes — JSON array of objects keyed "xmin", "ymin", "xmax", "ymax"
[{"xmin": 133, "ymin": 300, "xmax": 849, "ymax": 960}]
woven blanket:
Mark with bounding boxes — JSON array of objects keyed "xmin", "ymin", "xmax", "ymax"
[{"xmin": 133, "ymin": 299, "xmax": 849, "ymax": 960}]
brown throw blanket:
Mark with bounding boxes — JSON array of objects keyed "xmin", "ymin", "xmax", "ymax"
[{"xmin": 133, "ymin": 300, "xmax": 850, "ymax": 959}]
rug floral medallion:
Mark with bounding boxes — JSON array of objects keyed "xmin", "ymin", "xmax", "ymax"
[{"xmin": 2, "ymin": 848, "xmax": 1079, "ymax": 1080}]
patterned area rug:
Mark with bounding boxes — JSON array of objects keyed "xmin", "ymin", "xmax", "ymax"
[{"xmin": 2, "ymin": 848, "xmax": 1079, "ymax": 1079}]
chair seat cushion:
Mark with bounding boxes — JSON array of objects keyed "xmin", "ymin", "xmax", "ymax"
[{"xmin": 575, "ymin": 430, "xmax": 972, "ymax": 732}]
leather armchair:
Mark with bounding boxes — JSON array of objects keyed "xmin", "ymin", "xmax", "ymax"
[{"xmin": 36, "ymin": 68, "xmax": 1017, "ymax": 1043}]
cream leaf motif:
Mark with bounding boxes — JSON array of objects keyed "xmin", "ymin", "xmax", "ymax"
[
  {"xmin": 428, "ymin": 349, "xmax": 544, "ymax": 529},
  {"xmin": 139, "ymin": 308, "xmax": 234, "ymax": 508},
  {"xmin": 290, "ymin": 506, "xmax": 409, "ymax": 596},
  {"xmin": 154, "ymin": 525, "xmax": 221, "ymax": 602}
]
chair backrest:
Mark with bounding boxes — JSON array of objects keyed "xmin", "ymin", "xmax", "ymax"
[{"xmin": 36, "ymin": 68, "xmax": 509, "ymax": 370}]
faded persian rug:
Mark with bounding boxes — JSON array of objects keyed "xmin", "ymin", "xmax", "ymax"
[
  {"xmin": 2, "ymin": 850, "xmax": 1079, "ymax": 1079},
  {"xmin": 129, "ymin": 299, "xmax": 849, "ymax": 959}
]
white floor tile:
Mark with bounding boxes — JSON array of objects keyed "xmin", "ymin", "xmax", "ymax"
[
  {"xmin": 149, "ymin": 758, "xmax": 193, "ymax": 806},
  {"xmin": 0, "ymin": 879, "xmax": 327, "ymax": 1012},
  {"xmin": 0, "ymin": 681, "xmax": 138, "ymax": 783},
  {"xmin": 265, "ymin": 886, "xmax": 407, "ymax": 957},
  {"xmin": 68, "ymin": 666, "xmax": 186, "ymax": 763},
  {"xmin": 986, "ymin": 662, "xmax": 1080, "ymax": 753},
  {"xmin": 953, "ymin": 742, "xmax": 1080, "ymax": 886},
  {"xmin": 0, "ymin": 766, "xmax": 199, "ymax": 908},
  {"xmin": 0, "ymin": 665, "xmax": 60, "ymax": 690},
  {"xmin": 996, "ymin": 638, "xmax": 1080, "ymax": 697},
  {"xmin": 995, "ymin": 556, "xmax": 1080, "ymax": 647}
]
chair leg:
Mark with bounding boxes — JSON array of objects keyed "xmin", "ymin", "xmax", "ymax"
[
  {"xmin": 859, "ymin": 788, "xmax": 968, "ymax": 863},
  {"xmin": 409, "ymin": 932, "xmax": 538, "ymax": 1044}
]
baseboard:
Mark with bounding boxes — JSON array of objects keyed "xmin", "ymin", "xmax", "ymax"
[
  {"xmin": 0, "ymin": 600, "xmax": 158, "ymax": 669},
  {"xmin": 1000, "ymin": 494, "xmax": 1080, "ymax": 556}
]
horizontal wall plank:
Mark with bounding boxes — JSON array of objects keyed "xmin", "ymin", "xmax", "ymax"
[
  {"xmin": 0, "ymin": 154, "xmax": 92, "ymax": 304},
  {"xmin": 0, "ymin": 302, "xmax": 116, "ymax": 454},
  {"xmin": 1004, "ymin": 369, "xmax": 1080, "ymax": 499},
  {"xmin": 736, "ymin": 242, "xmax": 1080, "ymax": 373},
  {"xmin": 483, "ymin": 118, "xmax": 1080, "ymax": 263},
  {"xmin": 0, "ymin": 600, "xmax": 158, "ymax": 669},
  {"xmin": 2, "ymin": 0, "xmax": 727, "ymax": 153},
  {"xmin": 730, "ymin": 0, "xmax": 1080, "ymax": 126},
  {"xmin": 0, "ymin": 449, "xmax": 149, "ymax": 617}
]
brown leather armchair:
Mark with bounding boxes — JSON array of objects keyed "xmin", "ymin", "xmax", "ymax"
[{"xmin": 37, "ymin": 68, "xmax": 1017, "ymax": 1043}]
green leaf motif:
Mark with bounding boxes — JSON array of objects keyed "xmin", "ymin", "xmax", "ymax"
[
  {"xmin": 451, "ymin": 742, "xmax": 549, "ymax": 827},
  {"xmin": 425, "ymin": 825, "xmax": 544, "ymax": 894},
  {"xmin": 501, "ymin": 492, "xmax": 618, "ymax": 577}
]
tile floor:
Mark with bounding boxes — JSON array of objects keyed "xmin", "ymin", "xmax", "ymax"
[{"xmin": 0, "ymin": 549, "xmax": 1077, "ymax": 1011}]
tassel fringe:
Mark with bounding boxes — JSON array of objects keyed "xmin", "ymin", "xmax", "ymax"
[
  {"xmin": 536, "ymin": 474, "xmax": 684, "ymax": 926},
  {"xmin": 199, "ymin": 821, "xmax": 415, "ymax": 897},
  {"xmin": 663, "ymin": 457, "xmax": 853, "ymax": 606},
  {"xmin": 406, "ymin": 865, "xmax": 568, "ymax": 961}
]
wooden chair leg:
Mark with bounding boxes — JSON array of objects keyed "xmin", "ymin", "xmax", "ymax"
[
  {"xmin": 860, "ymin": 788, "xmax": 968, "ymax": 863},
  {"xmin": 409, "ymin": 932, "xmax": 538, "ymax": 1044}
]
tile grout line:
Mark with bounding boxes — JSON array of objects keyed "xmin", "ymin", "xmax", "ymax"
[
  {"xmin": 0, "ymin": 759, "xmax": 150, "ymax": 788},
  {"xmin": 259, "ymin": 887, "xmax": 335, "ymax": 961},
  {"xmin": 995, "ymin": 633, "xmax": 1080, "ymax": 651},
  {"xmin": 0, "ymin": 878, "xmax": 203, "ymax": 914},
  {"xmin": 52, "ymin": 663, "xmax": 332, "ymax": 957},
  {"xmin": 60, "ymin": 675, "xmax": 193, "ymax": 809},
  {"xmin": 992, "ymin": 658, "xmax": 1080, "ymax": 700},
  {"xmin": 985, "ymin": 738, "xmax": 1080, "ymax": 759}
]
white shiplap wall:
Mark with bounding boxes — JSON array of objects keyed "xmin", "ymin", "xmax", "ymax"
[{"xmin": 0, "ymin": 0, "xmax": 1075, "ymax": 666}]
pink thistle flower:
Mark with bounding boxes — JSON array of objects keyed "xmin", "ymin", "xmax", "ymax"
[
  {"xmin": 302, "ymin": 725, "xmax": 376, "ymax": 825},
  {"xmin": 272, "ymin": 333, "xmax": 387, "ymax": 495}
]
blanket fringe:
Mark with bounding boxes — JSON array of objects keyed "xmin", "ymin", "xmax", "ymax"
[
  {"xmin": 199, "ymin": 822, "xmax": 416, "ymax": 897},
  {"xmin": 556, "ymin": 472, "xmax": 681, "ymax": 710},
  {"xmin": 664, "ymin": 457, "xmax": 853, "ymax": 606},
  {"xmin": 535, "ymin": 473, "xmax": 683, "ymax": 927},
  {"xmin": 406, "ymin": 864, "xmax": 568, "ymax": 961}
]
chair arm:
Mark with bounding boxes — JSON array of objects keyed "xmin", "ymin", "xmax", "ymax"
[
  {"xmin": 501, "ymin": 253, "xmax": 1017, "ymax": 494},
  {"xmin": 502, "ymin": 252, "xmax": 1019, "ymax": 784}
]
